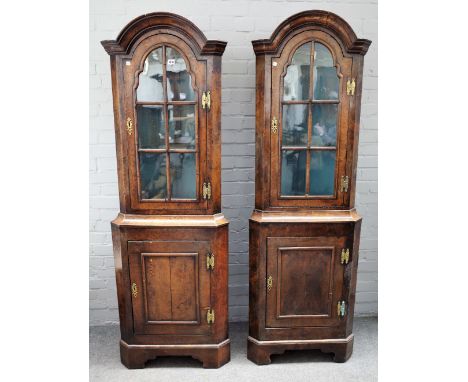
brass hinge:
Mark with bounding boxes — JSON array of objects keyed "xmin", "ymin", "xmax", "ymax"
[
  {"xmin": 267, "ymin": 275, "xmax": 273, "ymax": 292},
  {"xmin": 341, "ymin": 248, "xmax": 350, "ymax": 265},
  {"xmin": 207, "ymin": 309, "xmax": 215, "ymax": 324},
  {"xmin": 206, "ymin": 252, "xmax": 215, "ymax": 270},
  {"xmin": 131, "ymin": 282, "xmax": 138, "ymax": 298},
  {"xmin": 340, "ymin": 175, "xmax": 349, "ymax": 193},
  {"xmin": 271, "ymin": 117, "xmax": 278, "ymax": 134},
  {"xmin": 346, "ymin": 78, "xmax": 356, "ymax": 96},
  {"xmin": 337, "ymin": 301, "xmax": 346, "ymax": 317},
  {"xmin": 202, "ymin": 91, "xmax": 211, "ymax": 110},
  {"xmin": 202, "ymin": 182, "xmax": 211, "ymax": 200},
  {"xmin": 126, "ymin": 117, "xmax": 133, "ymax": 135}
]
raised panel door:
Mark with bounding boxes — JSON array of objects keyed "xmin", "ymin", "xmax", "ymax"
[
  {"xmin": 128, "ymin": 240, "xmax": 212, "ymax": 335},
  {"xmin": 266, "ymin": 236, "xmax": 348, "ymax": 328}
]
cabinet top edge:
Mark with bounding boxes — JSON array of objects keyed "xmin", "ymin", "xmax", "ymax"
[
  {"xmin": 250, "ymin": 209, "xmax": 362, "ymax": 223},
  {"xmin": 112, "ymin": 213, "xmax": 229, "ymax": 228}
]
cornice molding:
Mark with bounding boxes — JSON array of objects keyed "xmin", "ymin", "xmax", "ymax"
[
  {"xmin": 252, "ymin": 10, "xmax": 371, "ymax": 56},
  {"xmin": 101, "ymin": 12, "xmax": 227, "ymax": 56}
]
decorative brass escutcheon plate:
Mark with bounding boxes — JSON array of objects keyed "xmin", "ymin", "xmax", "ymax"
[
  {"xmin": 126, "ymin": 117, "xmax": 133, "ymax": 135},
  {"xmin": 131, "ymin": 282, "xmax": 138, "ymax": 298},
  {"xmin": 267, "ymin": 275, "xmax": 273, "ymax": 292}
]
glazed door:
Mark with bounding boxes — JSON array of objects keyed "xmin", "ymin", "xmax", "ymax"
[
  {"xmin": 270, "ymin": 31, "xmax": 353, "ymax": 208},
  {"xmin": 266, "ymin": 236, "xmax": 349, "ymax": 328},
  {"xmin": 128, "ymin": 240, "xmax": 212, "ymax": 335},
  {"xmin": 124, "ymin": 34, "xmax": 208, "ymax": 212}
]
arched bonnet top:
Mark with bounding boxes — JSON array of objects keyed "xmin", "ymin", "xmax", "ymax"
[
  {"xmin": 101, "ymin": 12, "xmax": 227, "ymax": 56},
  {"xmin": 252, "ymin": 10, "xmax": 371, "ymax": 56}
]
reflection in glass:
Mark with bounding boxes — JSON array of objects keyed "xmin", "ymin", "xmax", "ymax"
[
  {"xmin": 313, "ymin": 43, "xmax": 339, "ymax": 100},
  {"xmin": 170, "ymin": 153, "xmax": 196, "ymax": 199},
  {"xmin": 309, "ymin": 150, "xmax": 336, "ymax": 195},
  {"xmin": 137, "ymin": 105, "xmax": 166, "ymax": 149},
  {"xmin": 139, "ymin": 153, "xmax": 167, "ymax": 199},
  {"xmin": 282, "ymin": 104, "xmax": 308, "ymax": 146},
  {"xmin": 166, "ymin": 47, "xmax": 195, "ymax": 101},
  {"xmin": 311, "ymin": 104, "xmax": 337, "ymax": 147},
  {"xmin": 168, "ymin": 104, "xmax": 195, "ymax": 149},
  {"xmin": 281, "ymin": 150, "xmax": 306, "ymax": 195},
  {"xmin": 283, "ymin": 43, "xmax": 311, "ymax": 101},
  {"xmin": 137, "ymin": 48, "xmax": 164, "ymax": 102}
]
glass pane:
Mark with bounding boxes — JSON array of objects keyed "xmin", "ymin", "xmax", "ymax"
[
  {"xmin": 283, "ymin": 43, "xmax": 311, "ymax": 101},
  {"xmin": 309, "ymin": 150, "xmax": 336, "ymax": 195},
  {"xmin": 137, "ymin": 48, "xmax": 164, "ymax": 102},
  {"xmin": 170, "ymin": 153, "xmax": 196, "ymax": 199},
  {"xmin": 139, "ymin": 153, "xmax": 167, "ymax": 199},
  {"xmin": 168, "ymin": 104, "xmax": 196, "ymax": 149},
  {"xmin": 282, "ymin": 104, "xmax": 308, "ymax": 147},
  {"xmin": 311, "ymin": 104, "xmax": 338, "ymax": 147},
  {"xmin": 136, "ymin": 105, "xmax": 166, "ymax": 149},
  {"xmin": 281, "ymin": 150, "xmax": 306, "ymax": 196},
  {"xmin": 166, "ymin": 47, "xmax": 195, "ymax": 101},
  {"xmin": 313, "ymin": 43, "xmax": 339, "ymax": 100}
]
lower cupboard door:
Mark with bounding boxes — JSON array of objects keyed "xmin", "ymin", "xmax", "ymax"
[
  {"xmin": 128, "ymin": 240, "xmax": 212, "ymax": 335},
  {"xmin": 265, "ymin": 236, "xmax": 348, "ymax": 328}
]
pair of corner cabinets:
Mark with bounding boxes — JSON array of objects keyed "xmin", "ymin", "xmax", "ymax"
[{"xmin": 102, "ymin": 10, "xmax": 371, "ymax": 369}]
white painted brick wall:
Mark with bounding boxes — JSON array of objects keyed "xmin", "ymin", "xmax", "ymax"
[{"xmin": 90, "ymin": 0, "xmax": 378, "ymax": 325}]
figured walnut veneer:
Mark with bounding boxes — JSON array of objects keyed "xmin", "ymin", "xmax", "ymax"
[
  {"xmin": 103, "ymin": 13, "xmax": 229, "ymax": 369},
  {"xmin": 248, "ymin": 10, "xmax": 370, "ymax": 364}
]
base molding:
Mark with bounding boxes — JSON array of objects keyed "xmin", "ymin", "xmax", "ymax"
[
  {"xmin": 120, "ymin": 339, "xmax": 230, "ymax": 369},
  {"xmin": 247, "ymin": 335, "xmax": 354, "ymax": 365}
]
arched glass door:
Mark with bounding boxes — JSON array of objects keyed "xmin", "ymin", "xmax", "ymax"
[
  {"xmin": 280, "ymin": 42, "xmax": 339, "ymax": 197},
  {"xmin": 135, "ymin": 45, "xmax": 199, "ymax": 202}
]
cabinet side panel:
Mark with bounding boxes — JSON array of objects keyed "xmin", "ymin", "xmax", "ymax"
[
  {"xmin": 210, "ymin": 225, "xmax": 229, "ymax": 342},
  {"xmin": 249, "ymin": 221, "xmax": 264, "ymax": 339},
  {"xmin": 347, "ymin": 55, "xmax": 365, "ymax": 208},
  {"xmin": 206, "ymin": 56, "xmax": 222, "ymax": 214},
  {"xmin": 110, "ymin": 56, "xmax": 130, "ymax": 212},
  {"xmin": 111, "ymin": 224, "xmax": 133, "ymax": 339},
  {"xmin": 255, "ymin": 55, "xmax": 271, "ymax": 209},
  {"xmin": 346, "ymin": 219, "xmax": 362, "ymax": 335}
]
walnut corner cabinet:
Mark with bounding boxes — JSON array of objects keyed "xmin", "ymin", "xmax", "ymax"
[
  {"xmin": 101, "ymin": 13, "xmax": 229, "ymax": 369},
  {"xmin": 248, "ymin": 11, "xmax": 371, "ymax": 365}
]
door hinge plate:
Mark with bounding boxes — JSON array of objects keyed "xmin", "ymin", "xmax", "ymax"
[
  {"xmin": 202, "ymin": 91, "xmax": 211, "ymax": 110},
  {"xmin": 340, "ymin": 175, "xmax": 349, "ymax": 193},
  {"xmin": 206, "ymin": 252, "xmax": 215, "ymax": 270},
  {"xmin": 341, "ymin": 248, "xmax": 350, "ymax": 265},
  {"xmin": 207, "ymin": 309, "xmax": 215, "ymax": 324},
  {"xmin": 202, "ymin": 182, "xmax": 211, "ymax": 200},
  {"xmin": 346, "ymin": 78, "xmax": 356, "ymax": 95},
  {"xmin": 337, "ymin": 301, "xmax": 346, "ymax": 317}
]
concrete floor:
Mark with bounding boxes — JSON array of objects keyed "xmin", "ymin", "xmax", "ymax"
[{"xmin": 90, "ymin": 317, "xmax": 377, "ymax": 382}]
